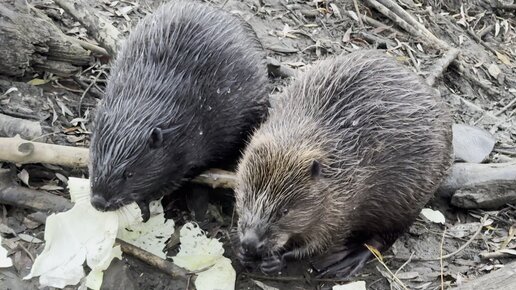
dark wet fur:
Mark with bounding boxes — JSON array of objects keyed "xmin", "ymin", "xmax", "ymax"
[
  {"xmin": 90, "ymin": 0, "xmax": 269, "ymax": 214},
  {"xmin": 234, "ymin": 50, "xmax": 453, "ymax": 277}
]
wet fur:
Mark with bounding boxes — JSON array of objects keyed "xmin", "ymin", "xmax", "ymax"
[
  {"xmin": 90, "ymin": 0, "xmax": 268, "ymax": 208},
  {"xmin": 235, "ymin": 50, "xmax": 452, "ymax": 267}
]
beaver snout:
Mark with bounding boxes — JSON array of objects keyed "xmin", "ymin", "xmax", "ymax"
[
  {"xmin": 240, "ymin": 231, "xmax": 265, "ymax": 257},
  {"xmin": 90, "ymin": 194, "xmax": 123, "ymax": 212}
]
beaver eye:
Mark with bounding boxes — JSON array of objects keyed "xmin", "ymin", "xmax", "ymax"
[
  {"xmin": 124, "ymin": 171, "xmax": 134, "ymax": 179},
  {"xmin": 281, "ymin": 208, "xmax": 289, "ymax": 216}
]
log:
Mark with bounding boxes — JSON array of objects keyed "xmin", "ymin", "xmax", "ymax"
[
  {"xmin": 0, "ymin": 113, "xmax": 42, "ymax": 140},
  {"xmin": 451, "ymin": 181, "xmax": 516, "ymax": 209},
  {"xmin": 0, "ymin": 136, "xmax": 89, "ymax": 168},
  {"xmin": 0, "ymin": 3, "xmax": 91, "ymax": 77},
  {"xmin": 54, "ymin": 0, "xmax": 121, "ymax": 56},
  {"xmin": 453, "ymin": 261, "xmax": 516, "ymax": 290},
  {"xmin": 0, "ymin": 169, "xmax": 72, "ymax": 212},
  {"xmin": 439, "ymin": 162, "xmax": 516, "ymax": 197}
]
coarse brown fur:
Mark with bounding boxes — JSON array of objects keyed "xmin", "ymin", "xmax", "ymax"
[
  {"xmin": 235, "ymin": 50, "xmax": 453, "ymax": 276},
  {"xmin": 90, "ymin": 0, "xmax": 269, "ymax": 217}
]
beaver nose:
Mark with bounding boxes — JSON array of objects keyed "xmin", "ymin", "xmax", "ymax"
[
  {"xmin": 241, "ymin": 231, "xmax": 263, "ymax": 256},
  {"xmin": 91, "ymin": 195, "xmax": 108, "ymax": 211}
]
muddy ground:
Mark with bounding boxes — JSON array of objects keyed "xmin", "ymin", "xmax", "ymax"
[{"xmin": 0, "ymin": 0, "xmax": 515, "ymax": 289}]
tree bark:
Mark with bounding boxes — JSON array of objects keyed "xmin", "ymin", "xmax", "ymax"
[{"xmin": 0, "ymin": 3, "xmax": 91, "ymax": 77}]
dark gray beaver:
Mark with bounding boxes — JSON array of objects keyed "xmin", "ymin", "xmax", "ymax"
[
  {"xmin": 234, "ymin": 50, "xmax": 452, "ymax": 277},
  {"xmin": 90, "ymin": 0, "xmax": 269, "ymax": 220}
]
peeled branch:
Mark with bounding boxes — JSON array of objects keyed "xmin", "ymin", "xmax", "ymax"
[{"xmin": 0, "ymin": 135, "xmax": 88, "ymax": 168}]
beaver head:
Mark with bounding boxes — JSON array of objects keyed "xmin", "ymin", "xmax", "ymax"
[{"xmin": 234, "ymin": 137, "xmax": 337, "ymax": 265}]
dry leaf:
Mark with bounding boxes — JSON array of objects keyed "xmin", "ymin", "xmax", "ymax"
[
  {"xmin": 495, "ymin": 21, "xmax": 500, "ymax": 37},
  {"xmin": 27, "ymin": 79, "xmax": 50, "ymax": 86},
  {"xmin": 342, "ymin": 27, "xmax": 352, "ymax": 43},
  {"xmin": 495, "ymin": 51, "xmax": 512, "ymax": 65},
  {"xmin": 421, "ymin": 208, "xmax": 445, "ymax": 224},
  {"xmin": 488, "ymin": 63, "xmax": 502, "ymax": 78},
  {"xmin": 18, "ymin": 234, "xmax": 43, "ymax": 244},
  {"xmin": 17, "ymin": 169, "xmax": 30, "ymax": 187},
  {"xmin": 346, "ymin": 10, "xmax": 359, "ymax": 22},
  {"xmin": 330, "ymin": 3, "xmax": 342, "ymax": 19}
]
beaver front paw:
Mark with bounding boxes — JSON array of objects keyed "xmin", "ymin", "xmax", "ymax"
[{"xmin": 260, "ymin": 254, "xmax": 286, "ymax": 274}]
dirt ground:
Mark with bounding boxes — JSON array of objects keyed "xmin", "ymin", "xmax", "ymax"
[{"xmin": 1, "ymin": 0, "xmax": 515, "ymax": 289}]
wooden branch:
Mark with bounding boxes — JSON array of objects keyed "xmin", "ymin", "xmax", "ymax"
[
  {"xmin": 0, "ymin": 137, "xmax": 513, "ymax": 197},
  {"xmin": 452, "ymin": 261, "xmax": 516, "ymax": 289},
  {"xmin": 364, "ymin": 0, "xmax": 449, "ymax": 49},
  {"xmin": 117, "ymin": 240, "xmax": 188, "ymax": 279},
  {"xmin": 376, "ymin": 0, "xmax": 449, "ymax": 48},
  {"xmin": 0, "ymin": 113, "xmax": 42, "ymax": 140},
  {"xmin": 191, "ymin": 169, "xmax": 237, "ymax": 189},
  {"xmin": 343, "ymin": 10, "xmax": 403, "ymax": 35},
  {"xmin": 439, "ymin": 162, "xmax": 516, "ymax": 197},
  {"xmin": 451, "ymin": 181, "xmax": 516, "ymax": 209},
  {"xmin": 0, "ymin": 3, "xmax": 91, "ymax": 77},
  {"xmin": 0, "ymin": 168, "xmax": 72, "ymax": 212},
  {"xmin": 53, "ymin": 0, "xmax": 121, "ymax": 56},
  {"xmin": 426, "ymin": 48, "xmax": 460, "ymax": 87},
  {"xmin": 0, "ymin": 136, "xmax": 89, "ymax": 168}
]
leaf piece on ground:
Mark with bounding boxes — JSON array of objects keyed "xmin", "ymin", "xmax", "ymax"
[
  {"xmin": 332, "ymin": 281, "xmax": 367, "ymax": 290},
  {"xmin": 420, "ymin": 208, "xmax": 445, "ymax": 224},
  {"xmin": 172, "ymin": 222, "xmax": 236, "ymax": 290},
  {"xmin": 0, "ymin": 235, "xmax": 13, "ymax": 268}
]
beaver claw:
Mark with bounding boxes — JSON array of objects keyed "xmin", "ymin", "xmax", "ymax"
[
  {"xmin": 312, "ymin": 247, "xmax": 372, "ymax": 278},
  {"xmin": 260, "ymin": 254, "xmax": 285, "ymax": 274}
]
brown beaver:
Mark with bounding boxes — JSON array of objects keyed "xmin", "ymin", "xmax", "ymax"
[
  {"xmin": 234, "ymin": 50, "xmax": 452, "ymax": 277},
  {"xmin": 89, "ymin": 0, "xmax": 269, "ymax": 221}
]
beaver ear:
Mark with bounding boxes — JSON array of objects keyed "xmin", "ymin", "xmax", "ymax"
[
  {"xmin": 310, "ymin": 160, "xmax": 322, "ymax": 179},
  {"xmin": 149, "ymin": 128, "xmax": 163, "ymax": 148}
]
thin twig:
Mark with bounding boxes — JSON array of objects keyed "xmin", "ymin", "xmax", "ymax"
[
  {"xmin": 426, "ymin": 48, "xmax": 460, "ymax": 87},
  {"xmin": 440, "ymin": 228, "xmax": 446, "ymax": 290},
  {"xmin": 376, "ymin": 0, "xmax": 448, "ymax": 48},
  {"xmin": 343, "ymin": 11, "xmax": 402, "ymax": 35},
  {"xmin": 365, "ymin": 0, "xmax": 448, "ymax": 49},
  {"xmin": 495, "ymin": 95, "xmax": 516, "ymax": 116},
  {"xmin": 241, "ymin": 272, "xmax": 350, "ymax": 283},
  {"xmin": 79, "ymin": 69, "xmax": 103, "ymax": 117},
  {"xmin": 65, "ymin": 36, "xmax": 109, "ymax": 57},
  {"xmin": 366, "ymin": 245, "xmax": 408, "ymax": 290},
  {"xmin": 394, "ymin": 252, "xmax": 414, "ymax": 276},
  {"xmin": 352, "ymin": 0, "xmax": 364, "ymax": 28}
]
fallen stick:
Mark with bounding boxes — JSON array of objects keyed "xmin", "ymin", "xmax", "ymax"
[
  {"xmin": 364, "ymin": 0, "xmax": 447, "ymax": 49},
  {"xmin": 65, "ymin": 36, "xmax": 110, "ymax": 57},
  {"xmin": 1, "ymin": 137, "xmax": 514, "ymax": 197},
  {"xmin": 0, "ymin": 168, "xmax": 72, "ymax": 212},
  {"xmin": 479, "ymin": 250, "xmax": 516, "ymax": 260},
  {"xmin": 118, "ymin": 240, "xmax": 187, "ymax": 279},
  {"xmin": 426, "ymin": 48, "xmax": 460, "ymax": 87},
  {"xmin": 451, "ymin": 181, "xmax": 516, "ymax": 209},
  {"xmin": 343, "ymin": 10, "xmax": 402, "ymax": 35},
  {"xmin": 0, "ymin": 113, "xmax": 42, "ymax": 140},
  {"xmin": 439, "ymin": 162, "xmax": 516, "ymax": 197},
  {"xmin": 376, "ymin": 0, "xmax": 449, "ymax": 48},
  {"xmin": 53, "ymin": 0, "xmax": 121, "ymax": 56},
  {"xmin": 452, "ymin": 260, "xmax": 516, "ymax": 290},
  {"xmin": 0, "ymin": 136, "xmax": 88, "ymax": 168}
]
